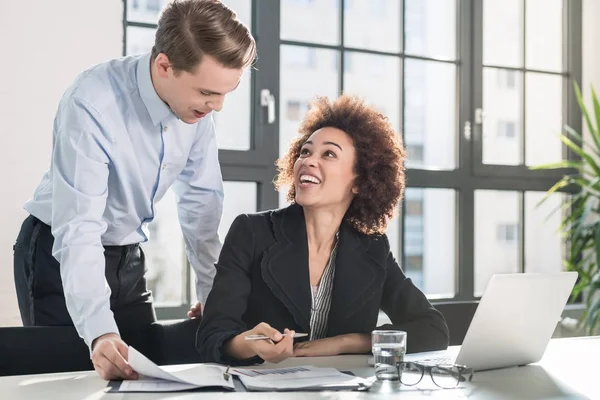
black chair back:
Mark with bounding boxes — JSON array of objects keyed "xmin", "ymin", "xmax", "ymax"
[{"xmin": 433, "ymin": 301, "xmax": 479, "ymax": 346}]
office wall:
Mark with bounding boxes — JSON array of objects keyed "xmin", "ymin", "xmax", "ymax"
[{"xmin": 0, "ymin": 0, "xmax": 122, "ymax": 326}]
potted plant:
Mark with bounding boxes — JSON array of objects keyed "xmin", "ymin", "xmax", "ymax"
[{"xmin": 531, "ymin": 83, "xmax": 600, "ymax": 335}]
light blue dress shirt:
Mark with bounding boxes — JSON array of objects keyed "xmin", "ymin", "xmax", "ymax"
[{"xmin": 24, "ymin": 53, "xmax": 224, "ymax": 348}]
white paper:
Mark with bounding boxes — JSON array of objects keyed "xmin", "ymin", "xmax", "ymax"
[
  {"xmin": 119, "ymin": 379, "xmax": 199, "ymax": 392},
  {"xmin": 233, "ymin": 365, "xmax": 367, "ymax": 391},
  {"xmin": 120, "ymin": 346, "xmax": 235, "ymax": 392}
]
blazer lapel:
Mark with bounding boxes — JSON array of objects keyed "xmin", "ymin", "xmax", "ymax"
[
  {"xmin": 260, "ymin": 204, "xmax": 312, "ymax": 333},
  {"xmin": 327, "ymin": 222, "xmax": 387, "ymax": 335}
]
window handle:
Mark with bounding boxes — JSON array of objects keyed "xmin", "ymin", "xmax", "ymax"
[{"xmin": 261, "ymin": 89, "xmax": 276, "ymax": 124}]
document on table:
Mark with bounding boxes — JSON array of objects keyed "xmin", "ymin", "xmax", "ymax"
[
  {"xmin": 112, "ymin": 346, "xmax": 235, "ymax": 392},
  {"xmin": 232, "ymin": 365, "xmax": 370, "ymax": 392},
  {"xmin": 111, "ymin": 347, "xmax": 369, "ymax": 393}
]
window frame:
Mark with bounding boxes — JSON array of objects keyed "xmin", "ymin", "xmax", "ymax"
[{"xmin": 122, "ymin": 0, "xmax": 583, "ymax": 315}]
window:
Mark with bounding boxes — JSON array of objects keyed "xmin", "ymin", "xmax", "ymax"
[
  {"xmin": 406, "ymin": 143, "xmax": 424, "ymax": 164},
  {"xmin": 283, "ymin": 46, "xmax": 317, "ymax": 69},
  {"xmin": 286, "ymin": 100, "xmax": 308, "ymax": 121},
  {"xmin": 497, "ymin": 69, "xmax": 517, "ymax": 89},
  {"xmin": 405, "ymin": 198, "xmax": 424, "ymax": 216},
  {"xmin": 124, "ymin": 0, "xmax": 582, "ymax": 310},
  {"xmin": 146, "ymin": 0, "xmax": 160, "ymax": 12},
  {"xmin": 497, "ymin": 120, "xmax": 516, "ymax": 138},
  {"xmin": 496, "ymin": 223, "xmax": 519, "ymax": 242}
]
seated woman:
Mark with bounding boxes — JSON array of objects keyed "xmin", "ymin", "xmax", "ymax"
[{"xmin": 197, "ymin": 95, "xmax": 449, "ymax": 366}]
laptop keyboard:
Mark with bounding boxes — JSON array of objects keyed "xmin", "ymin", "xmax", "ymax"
[{"xmin": 414, "ymin": 356, "xmax": 455, "ymax": 366}]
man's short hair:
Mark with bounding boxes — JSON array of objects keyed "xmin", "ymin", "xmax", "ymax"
[{"xmin": 151, "ymin": 0, "xmax": 256, "ymax": 72}]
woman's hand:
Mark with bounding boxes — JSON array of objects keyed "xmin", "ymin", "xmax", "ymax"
[
  {"xmin": 225, "ymin": 322, "xmax": 295, "ymax": 363},
  {"xmin": 293, "ymin": 333, "xmax": 371, "ymax": 357}
]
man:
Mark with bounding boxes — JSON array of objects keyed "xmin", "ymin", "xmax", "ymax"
[{"xmin": 13, "ymin": 0, "xmax": 255, "ymax": 380}]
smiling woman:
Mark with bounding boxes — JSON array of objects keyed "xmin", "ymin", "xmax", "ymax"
[
  {"xmin": 275, "ymin": 95, "xmax": 406, "ymax": 235},
  {"xmin": 196, "ymin": 95, "xmax": 449, "ymax": 366}
]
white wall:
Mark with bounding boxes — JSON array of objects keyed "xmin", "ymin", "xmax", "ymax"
[
  {"xmin": 583, "ymin": 0, "xmax": 600, "ymax": 109},
  {"xmin": 0, "ymin": 0, "xmax": 122, "ymax": 326}
]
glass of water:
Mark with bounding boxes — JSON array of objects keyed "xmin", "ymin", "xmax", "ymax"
[{"xmin": 372, "ymin": 330, "xmax": 407, "ymax": 381}]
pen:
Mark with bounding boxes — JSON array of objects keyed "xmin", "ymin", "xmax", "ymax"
[
  {"xmin": 223, "ymin": 366, "xmax": 231, "ymax": 381},
  {"xmin": 244, "ymin": 332, "xmax": 308, "ymax": 341}
]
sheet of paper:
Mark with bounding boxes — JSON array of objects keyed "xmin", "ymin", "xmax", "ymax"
[
  {"xmin": 119, "ymin": 378, "xmax": 199, "ymax": 392},
  {"xmin": 125, "ymin": 346, "xmax": 234, "ymax": 391},
  {"xmin": 232, "ymin": 365, "xmax": 368, "ymax": 391}
]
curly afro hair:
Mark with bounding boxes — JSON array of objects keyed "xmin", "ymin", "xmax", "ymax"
[{"xmin": 274, "ymin": 95, "xmax": 406, "ymax": 236}]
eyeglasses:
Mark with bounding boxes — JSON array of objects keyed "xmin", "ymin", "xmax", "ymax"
[{"xmin": 396, "ymin": 362, "xmax": 474, "ymax": 389}]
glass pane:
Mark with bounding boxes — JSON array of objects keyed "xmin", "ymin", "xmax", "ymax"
[
  {"xmin": 215, "ymin": 0, "xmax": 252, "ymax": 150},
  {"xmin": 526, "ymin": 0, "xmax": 563, "ymax": 71},
  {"xmin": 279, "ymin": 45, "xmax": 339, "ymax": 207},
  {"xmin": 525, "ymin": 192, "xmax": 565, "ymax": 273},
  {"xmin": 191, "ymin": 181, "xmax": 258, "ymax": 303},
  {"xmin": 525, "ymin": 73, "xmax": 563, "ymax": 166},
  {"xmin": 404, "ymin": 59, "xmax": 456, "ymax": 169},
  {"xmin": 144, "ymin": 190, "xmax": 185, "ymax": 306},
  {"xmin": 405, "ymin": 0, "xmax": 457, "ymax": 60},
  {"xmin": 404, "ymin": 188, "xmax": 456, "ymax": 297},
  {"xmin": 127, "ymin": 0, "xmax": 170, "ymax": 24},
  {"xmin": 483, "ymin": 0, "xmax": 522, "ymax": 67},
  {"xmin": 281, "ymin": 0, "xmax": 339, "ymax": 45},
  {"xmin": 126, "ymin": 26, "xmax": 156, "ymax": 56},
  {"xmin": 214, "ymin": 68, "xmax": 252, "ymax": 150},
  {"xmin": 219, "ymin": 181, "xmax": 258, "ymax": 241},
  {"xmin": 475, "ymin": 190, "xmax": 520, "ymax": 296},
  {"xmin": 344, "ymin": 52, "xmax": 400, "ymax": 132},
  {"xmin": 482, "ymin": 68, "xmax": 523, "ymax": 165},
  {"xmin": 126, "ymin": 0, "xmax": 252, "ymax": 25},
  {"xmin": 344, "ymin": 0, "xmax": 400, "ymax": 53}
]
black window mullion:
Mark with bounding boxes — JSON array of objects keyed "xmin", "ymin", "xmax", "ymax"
[
  {"xmin": 456, "ymin": 0, "xmax": 475, "ymax": 300},
  {"xmin": 521, "ymin": 0, "xmax": 527, "ymax": 165},
  {"xmin": 565, "ymin": 0, "xmax": 583, "ymax": 161}
]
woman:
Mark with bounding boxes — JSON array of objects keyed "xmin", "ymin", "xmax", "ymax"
[{"xmin": 197, "ymin": 95, "xmax": 449, "ymax": 366}]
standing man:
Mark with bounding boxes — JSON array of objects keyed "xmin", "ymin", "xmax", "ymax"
[{"xmin": 13, "ymin": 0, "xmax": 255, "ymax": 380}]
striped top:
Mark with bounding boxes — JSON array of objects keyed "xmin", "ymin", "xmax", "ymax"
[{"xmin": 309, "ymin": 236, "xmax": 339, "ymax": 340}]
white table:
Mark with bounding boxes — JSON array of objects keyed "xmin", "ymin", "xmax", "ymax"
[{"xmin": 2, "ymin": 336, "xmax": 597, "ymax": 399}]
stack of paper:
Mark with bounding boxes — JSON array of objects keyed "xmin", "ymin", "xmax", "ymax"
[
  {"xmin": 233, "ymin": 365, "xmax": 369, "ymax": 391},
  {"xmin": 117, "ymin": 346, "xmax": 234, "ymax": 392},
  {"xmin": 113, "ymin": 346, "xmax": 369, "ymax": 393}
]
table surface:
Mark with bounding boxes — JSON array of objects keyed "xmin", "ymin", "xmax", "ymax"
[{"xmin": 2, "ymin": 336, "xmax": 598, "ymax": 399}]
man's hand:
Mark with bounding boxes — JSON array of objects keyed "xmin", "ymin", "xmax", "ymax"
[
  {"xmin": 187, "ymin": 302, "xmax": 203, "ymax": 319},
  {"xmin": 91, "ymin": 333, "xmax": 138, "ymax": 381}
]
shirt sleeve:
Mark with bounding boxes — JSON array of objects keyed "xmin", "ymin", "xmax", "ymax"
[
  {"xmin": 50, "ymin": 97, "xmax": 119, "ymax": 351},
  {"xmin": 172, "ymin": 115, "xmax": 224, "ymax": 304}
]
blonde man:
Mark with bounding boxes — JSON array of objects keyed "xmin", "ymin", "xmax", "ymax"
[{"xmin": 14, "ymin": 0, "xmax": 255, "ymax": 380}]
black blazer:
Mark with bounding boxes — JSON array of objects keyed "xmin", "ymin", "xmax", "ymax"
[{"xmin": 196, "ymin": 204, "xmax": 449, "ymax": 365}]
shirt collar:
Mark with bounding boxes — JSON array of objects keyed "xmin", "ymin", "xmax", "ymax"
[{"xmin": 137, "ymin": 52, "xmax": 173, "ymax": 126}]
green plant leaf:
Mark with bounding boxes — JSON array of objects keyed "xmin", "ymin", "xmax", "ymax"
[
  {"xmin": 584, "ymin": 296, "xmax": 600, "ymax": 334},
  {"xmin": 574, "ymin": 82, "xmax": 600, "ymax": 151},
  {"xmin": 591, "ymin": 86, "xmax": 600, "ymax": 152},
  {"xmin": 561, "ymin": 135, "xmax": 600, "ymax": 178},
  {"xmin": 537, "ymin": 179, "xmax": 570, "ymax": 207},
  {"xmin": 530, "ymin": 160, "xmax": 582, "ymax": 171},
  {"xmin": 569, "ymin": 178, "xmax": 600, "ymax": 197}
]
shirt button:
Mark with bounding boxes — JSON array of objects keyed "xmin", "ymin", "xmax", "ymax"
[
  {"xmin": 162, "ymin": 164, "xmax": 167, "ymax": 170},
  {"xmin": 163, "ymin": 126, "xmax": 168, "ymax": 132}
]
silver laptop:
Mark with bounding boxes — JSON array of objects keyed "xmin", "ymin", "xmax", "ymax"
[{"xmin": 405, "ymin": 272, "xmax": 578, "ymax": 371}]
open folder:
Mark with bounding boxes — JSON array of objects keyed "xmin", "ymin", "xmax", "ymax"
[{"xmin": 110, "ymin": 346, "xmax": 370, "ymax": 392}]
